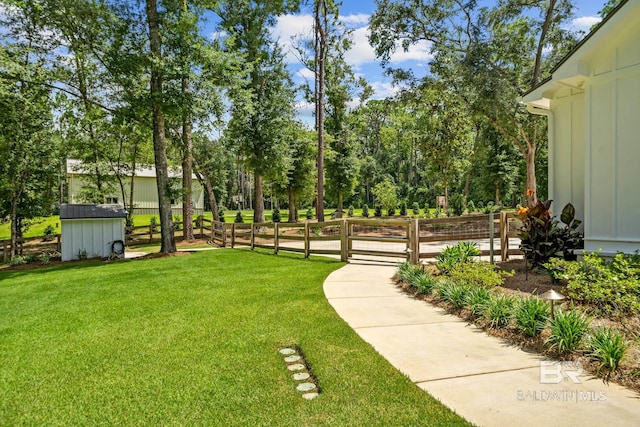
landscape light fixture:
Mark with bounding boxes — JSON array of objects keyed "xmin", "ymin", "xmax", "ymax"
[{"xmin": 539, "ymin": 289, "xmax": 566, "ymax": 319}]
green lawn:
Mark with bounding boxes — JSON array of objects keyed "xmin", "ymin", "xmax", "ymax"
[{"xmin": 0, "ymin": 249, "xmax": 469, "ymax": 426}]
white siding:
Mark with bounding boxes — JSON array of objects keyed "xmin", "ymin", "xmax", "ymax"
[{"xmin": 61, "ymin": 219, "xmax": 125, "ymax": 261}]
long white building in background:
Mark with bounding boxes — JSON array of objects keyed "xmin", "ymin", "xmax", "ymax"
[{"xmin": 66, "ymin": 159, "xmax": 205, "ymax": 216}]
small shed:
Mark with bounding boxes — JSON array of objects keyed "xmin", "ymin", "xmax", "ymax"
[{"xmin": 60, "ymin": 204, "xmax": 127, "ymax": 261}]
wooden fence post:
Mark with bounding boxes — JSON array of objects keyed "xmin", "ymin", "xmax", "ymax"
[
  {"xmin": 412, "ymin": 219, "xmax": 420, "ymax": 264},
  {"xmin": 149, "ymin": 224, "xmax": 153, "ymax": 244},
  {"xmin": 3, "ymin": 241, "xmax": 7, "ymax": 263},
  {"xmin": 489, "ymin": 213, "xmax": 495, "ymax": 264},
  {"xmin": 56, "ymin": 235, "xmax": 61, "ymax": 252},
  {"xmin": 222, "ymin": 223, "xmax": 227, "ymax": 247},
  {"xmin": 500, "ymin": 211, "xmax": 509, "ymax": 262},
  {"xmin": 231, "ymin": 223, "xmax": 236, "ymax": 248},
  {"xmin": 274, "ymin": 223, "xmax": 279, "ymax": 255},
  {"xmin": 251, "ymin": 224, "xmax": 255, "ymax": 250},
  {"xmin": 200, "ymin": 219, "xmax": 204, "ymax": 239},
  {"xmin": 304, "ymin": 222, "xmax": 310, "ymax": 258},
  {"xmin": 340, "ymin": 219, "xmax": 348, "ymax": 262}
]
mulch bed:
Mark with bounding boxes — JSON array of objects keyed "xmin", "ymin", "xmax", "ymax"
[{"xmin": 398, "ymin": 258, "xmax": 640, "ymax": 393}]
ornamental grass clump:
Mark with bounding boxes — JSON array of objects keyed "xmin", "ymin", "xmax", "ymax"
[
  {"xmin": 514, "ymin": 297, "xmax": 549, "ymax": 337},
  {"xmin": 413, "ymin": 274, "xmax": 438, "ymax": 295},
  {"xmin": 438, "ymin": 282, "xmax": 470, "ymax": 309},
  {"xmin": 436, "ymin": 241, "xmax": 480, "ymax": 273},
  {"xmin": 484, "ymin": 295, "xmax": 515, "ymax": 329},
  {"xmin": 587, "ymin": 327, "xmax": 628, "ymax": 373},
  {"xmin": 465, "ymin": 287, "xmax": 493, "ymax": 316},
  {"xmin": 547, "ymin": 308, "xmax": 590, "ymax": 354}
]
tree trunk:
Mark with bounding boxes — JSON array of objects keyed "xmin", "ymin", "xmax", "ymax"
[
  {"xmin": 337, "ymin": 189, "xmax": 343, "ymax": 213},
  {"xmin": 10, "ymin": 199, "xmax": 18, "ymax": 259},
  {"xmin": 128, "ymin": 148, "xmax": 137, "ymax": 222},
  {"xmin": 525, "ymin": 147, "xmax": 538, "ymax": 206},
  {"xmin": 253, "ymin": 173, "xmax": 264, "ymax": 223},
  {"xmin": 182, "ymin": 78, "xmax": 194, "ymax": 240},
  {"xmin": 146, "ymin": 0, "xmax": 175, "ymax": 253},
  {"xmin": 288, "ymin": 189, "xmax": 297, "ymax": 222},
  {"xmin": 193, "ymin": 164, "xmax": 220, "ymax": 222},
  {"xmin": 315, "ymin": 0, "xmax": 327, "ymax": 223}
]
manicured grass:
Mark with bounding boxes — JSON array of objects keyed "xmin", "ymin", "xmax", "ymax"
[{"xmin": 0, "ymin": 250, "xmax": 470, "ymax": 426}]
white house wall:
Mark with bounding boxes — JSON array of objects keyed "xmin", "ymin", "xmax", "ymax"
[
  {"xmin": 549, "ymin": 88, "xmax": 585, "ymax": 224},
  {"xmin": 61, "ymin": 219, "xmax": 125, "ymax": 261},
  {"xmin": 67, "ymin": 175, "xmax": 205, "ymax": 211},
  {"xmin": 583, "ymin": 21, "xmax": 640, "ymax": 254}
]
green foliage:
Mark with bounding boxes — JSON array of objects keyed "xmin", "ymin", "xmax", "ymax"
[
  {"xmin": 39, "ymin": 252, "xmax": 52, "ymax": 265},
  {"xmin": 447, "ymin": 262, "xmax": 511, "ymax": 288},
  {"xmin": 387, "ymin": 207, "xmax": 395, "ymax": 216},
  {"xmin": 547, "ymin": 309, "xmax": 590, "ymax": 354},
  {"xmin": 272, "ymin": 208, "xmax": 280, "ymax": 223},
  {"xmin": 306, "ymin": 208, "xmax": 314, "ymax": 220},
  {"xmin": 9, "ymin": 255, "xmax": 28, "ymax": 266},
  {"xmin": 413, "ymin": 274, "xmax": 438, "ymax": 295},
  {"xmin": 362, "ymin": 204, "xmax": 369, "ymax": 218},
  {"xmin": 371, "ymin": 180, "xmax": 398, "ymax": 211},
  {"xmin": 587, "ymin": 327, "xmax": 628, "ymax": 372},
  {"xmin": 398, "ymin": 262, "xmax": 423, "ymax": 283},
  {"xmin": 399, "ymin": 201, "xmax": 407, "ymax": 216},
  {"xmin": 546, "ymin": 252, "xmax": 640, "ymax": 315},
  {"xmin": 77, "ymin": 249, "xmax": 88, "ymax": 260},
  {"xmin": 438, "ymin": 282, "xmax": 470, "ymax": 309},
  {"xmin": 43, "ymin": 225, "xmax": 56, "ymax": 241},
  {"xmin": 412, "ymin": 202, "xmax": 420, "ymax": 215},
  {"xmin": 518, "ymin": 201, "xmax": 583, "ymax": 269},
  {"xmin": 348, "ymin": 205, "xmax": 354, "ymax": 217},
  {"xmin": 467, "ymin": 200, "xmax": 476, "ymax": 213},
  {"xmin": 218, "ymin": 208, "xmax": 226, "ymax": 223},
  {"xmin": 436, "ymin": 241, "xmax": 480, "ymax": 273},
  {"xmin": 482, "ymin": 201, "xmax": 496, "ymax": 214},
  {"xmin": 150, "ymin": 216, "xmax": 158, "ymax": 232},
  {"xmin": 450, "ymin": 194, "xmax": 465, "ymax": 216},
  {"xmin": 234, "ymin": 211, "xmax": 244, "ymax": 223},
  {"xmin": 465, "ymin": 287, "xmax": 493, "ymax": 316},
  {"xmin": 514, "ymin": 297, "xmax": 549, "ymax": 337},
  {"xmin": 173, "ymin": 215, "xmax": 182, "ymax": 231},
  {"xmin": 374, "ymin": 205, "xmax": 382, "ymax": 217},
  {"xmin": 484, "ymin": 295, "xmax": 515, "ymax": 329}
]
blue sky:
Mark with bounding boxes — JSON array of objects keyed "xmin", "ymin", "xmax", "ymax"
[{"xmin": 261, "ymin": 0, "xmax": 608, "ymax": 123}]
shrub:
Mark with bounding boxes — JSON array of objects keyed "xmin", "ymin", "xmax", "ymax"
[
  {"xmin": 125, "ymin": 216, "xmax": 134, "ymax": 234},
  {"xmin": 150, "ymin": 216, "xmax": 158, "ymax": 232},
  {"xmin": 39, "ymin": 252, "xmax": 52, "ymax": 265},
  {"xmin": 518, "ymin": 201, "xmax": 583, "ymax": 269},
  {"xmin": 447, "ymin": 262, "xmax": 512, "ymax": 288},
  {"xmin": 272, "ymin": 208, "xmax": 281, "ymax": 223},
  {"xmin": 482, "ymin": 201, "xmax": 496, "ymax": 214},
  {"xmin": 467, "ymin": 200, "xmax": 476, "ymax": 213},
  {"xmin": 387, "ymin": 207, "xmax": 396, "ymax": 216},
  {"xmin": 348, "ymin": 205, "xmax": 354, "ymax": 217},
  {"xmin": 477, "ymin": 201, "xmax": 485, "ymax": 210},
  {"xmin": 412, "ymin": 202, "xmax": 420, "ymax": 216},
  {"xmin": 435, "ymin": 206, "xmax": 442, "ymax": 218},
  {"xmin": 9, "ymin": 255, "xmax": 27, "ymax": 266},
  {"xmin": 484, "ymin": 295, "xmax": 514, "ymax": 329},
  {"xmin": 438, "ymin": 282, "xmax": 470, "ymax": 309},
  {"xmin": 450, "ymin": 194, "xmax": 465, "ymax": 216},
  {"xmin": 413, "ymin": 274, "xmax": 437, "ymax": 295},
  {"xmin": 399, "ymin": 201, "xmax": 407, "ymax": 216},
  {"xmin": 546, "ymin": 252, "xmax": 640, "ymax": 315},
  {"xmin": 218, "ymin": 208, "xmax": 226, "ymax": 222},
  {"xmin": 466, "ymin": 287, "xmax": 493, "ymax": 316},
  {"xmin": 423, "ymin": 202, "xmax": 431, "ymax": 218},
  {"xmin": 77, "ymin": 249, "xmax": 88, "ymax": 260},
  {"xmin": 398, "ymin": 262, "xmax": 423, "ymax": 284},
  {"xmin": 514, "ymin": 297, "xmax": 550, "ymax": 337},
  {"xmin": 173, "ymin": 215, "xmax": 182, "ymax": 230},
  {"xmin": 234, "ymin": 211, "xmax": 244, "ymax": 223},
  {"xmin": 587, "ymin": 327, "xmax": 628, "ymax": 372},
  {"xmin": 436, "ymin": 241, "xmax": 480, "ymax": 273},
  {"xmin": 306, "ymin": 208, "xmax": 314, "ymax": 220},
  {"xmin": 374, "ymin": 205, "xmax": 382, "ymax": 217},
  {"xmin": 362, "ymin": 204, "xmax": 369, "ymax": 218},
  {"xmin": 547, "ymin": 309, "xmax": 590, "ymax": 354},
  {"xmin": 43, "ymin": 225, "xmax": 56, "ymax": 241}
]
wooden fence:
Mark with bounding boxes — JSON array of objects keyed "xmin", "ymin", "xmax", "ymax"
[{"xmin": 2, "ymin": 213, "xmax": 524, "ymax": 264}]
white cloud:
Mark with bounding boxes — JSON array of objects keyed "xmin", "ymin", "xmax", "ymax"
[
  {"xmin": 571, "ymin": 16, "xmax": 601, "ymax": 32},
  {"xmin": 340, "ymin": 13, "xmax": 369, "ymax": 26},
  {"xmin": 296, "ymin": 67, "xmax": 315, "ymax": 80},
  {"xmin": 389, "ymin": 39, "xmax": 433, "ymax": 63},
  {"xmin": 272, "ymin": 14, "xmax": 314, "ymax": 63},
  {"xmin": 344, "ymin": 26, "xmax": 377, "ymax": 67},
  {"xmin": 369, "ymin": 81, "xmax": 401, "ymax": 99}
]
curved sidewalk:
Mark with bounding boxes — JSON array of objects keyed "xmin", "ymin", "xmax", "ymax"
[{"xmin": 324, "ymin": 262, "xmax": 640, "ymax": 427}]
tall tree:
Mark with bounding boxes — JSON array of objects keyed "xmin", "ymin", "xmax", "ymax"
[
  {"xmin": 369, "ymin": 0, "xmax": 577, "ymax": 206},
  {"xmin": 145, "ymin": 0, "xmax": 176, "ymax": 252},
  {"xmin": 215, "ymin": 0, "xmax": 299, "ymax": 223}
]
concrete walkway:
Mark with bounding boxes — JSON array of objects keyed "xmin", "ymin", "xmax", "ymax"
[{"xmin": 324, "ymin": 262, "xmax": 640, "ymax": 427}]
